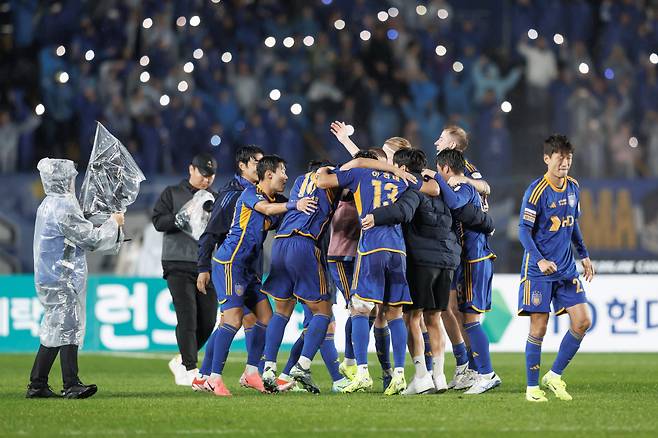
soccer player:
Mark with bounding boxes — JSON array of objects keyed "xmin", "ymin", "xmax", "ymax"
[
  {"xmin": 517, "ymin": 134, "xmax": 594, "ymax": 402},
  {"xmin": 435, "ymin": 125, "xmax": 491, "ymax": 389},
  {"xmin": 260, "ymin": 160, "xmax": 345, "ymax": 394},
  {"xmin": 430, "ymin": 149, "xmax": 501, "ymax": 394},
  {"xmin": 193, "ymin": 146, "xmax": 264, "ymax": 391},
  {"xmin": 362, "ymin": 149, "xmax": 495, "ymax": 395},
  {"xmin": 316, "ymin": 151, "xmax": 438, "ymax": 395},
  {"xmin": 204, "ymin": 155, "xmax": 316, "ymax": 396}
]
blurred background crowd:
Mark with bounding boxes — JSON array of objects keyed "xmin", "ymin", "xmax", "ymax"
[{"xmin": 0, "ymin": 0, "xmax": 657, "ymax": 274}]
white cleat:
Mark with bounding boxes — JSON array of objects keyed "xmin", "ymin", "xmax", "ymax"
[
  {"xmin": 453, "ymin": 368, "xmax": 478, "ymax": 390},
  {"xmin": 402, "ymin": 377, "xmax": 417, "ymax": 395},
  {"xmin": 448, "ymin": 363, "xmax": 468, "ymax": 389},
  {"xmin": 168, "ymin": 355, "xmax": 182, "ymax": 378},
  {"xmin": 403, "ymin": 374, "xmax": 435, "ymax": 395},
  {"xmin": 433, "ymin": 373, "xmax": 448, "ymax": 393},
  {"xmin": 175, "ymin": 367, "xmax": 198, "ymax": 386},
  {"xmin": 464, "ymin": 373, "xmax": 501, "ymax": 395},
  {"xmin": 332, "ymin": 377, "xmax": 351, "ymax": 393}
]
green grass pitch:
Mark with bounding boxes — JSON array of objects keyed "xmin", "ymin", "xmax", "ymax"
[{"xmin": 1, "ymin": 352, "xmax": 657, "ymax": 437}]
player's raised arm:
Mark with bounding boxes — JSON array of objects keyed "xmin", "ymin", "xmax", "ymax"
[
  {"xmin": 330, "ymin": 121, "xmax": 360, "ymax": 156},
  {"xmin": 448, "ymin": 175, "xmax": 491, "ymax": 196}
]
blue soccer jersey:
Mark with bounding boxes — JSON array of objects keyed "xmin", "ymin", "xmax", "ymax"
[
  {"xmin": 518, "ymin": 174, "xmax": 581, "ymax": 282},
  {"xmin": 213, "ymin": 184, "xmax": 277, "ymax": 266},
  {"xmin": 449, "ymin": 183, "xmax": 495, "ymax": 263},
  {"xmin": 334, "ymin": 167, "xmax": 422, "ymax": 254},
  {"xmin": 275, "ymin": 171, "xmax": 339, "ymax": 240}
]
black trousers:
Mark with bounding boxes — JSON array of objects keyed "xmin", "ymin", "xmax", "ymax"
[
  {"xmin": 166, "ymin": 272, "xmax": 218, "ymax": 370},
  {"xmin": 30, "ymin": 344, "xmax": 80, "ymax": 389}
]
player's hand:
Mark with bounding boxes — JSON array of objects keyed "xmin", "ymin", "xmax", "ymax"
[
  {"xmin": 112, "ymin": 212, "xmax": 125, "ymax": 226},
  {"xmin": 361, "ymin": 214, "xmax": 375, "ymax": 230},
  {"xmin": 447, "ymin": 175, "xmax": 467, "ymax": 187},
  {"xmin": 393, "ymin": 168, "xmax": 417, "ymax": 185},
  {"xmin": 330, "ymin": 121, "xmax": 350, "ymax": 143},
  {"xmin": 581, "ymin": 257, "xmax": 595, "ymax": 282},
  {"xmin": 296, "ymin": 197, "xmax": 318, "ymax": 214},
  {"xmin": 481, "ymin": 195, "xmax": 489, "ymax": 213},
  {"xmin": 197, "ymin": 272, "xmax": 210, "ymax": 294},
  {"xmin": 537, "ymin": 259, "xmax": 558, "ymax": 275},
  {"xmin": 421, "ymin": 168, "xmax": 437, "ymax": 179}
]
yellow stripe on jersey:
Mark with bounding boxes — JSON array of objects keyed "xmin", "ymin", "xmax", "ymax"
[
  {"xmin": 314, "ymin": 247, "xmax": 327, "ymax": 295},
  {"xmin": 357, "ymin": 247, "xmax": 406, "ymax": 256},
  {"xmin": 529, "ymin": 179, "xmax": 549, "ymax": 205},
  {"xmin": 520, "ymin": 253, "xmax": 530, "ymax": 283},
  {"xmin": 298, "ymin": 172, "xmax": 312, "ymax": 196},
  {"xmin": 567, "ymin": 176, "xmax": 579, "ymax": 187},
  {"xmin": 221, "ymin": 205, "xmax": 252, "ymax": 264},
  {"xmin": 353, "ymin": 183, "xmax": 362, "ymax": 216}
]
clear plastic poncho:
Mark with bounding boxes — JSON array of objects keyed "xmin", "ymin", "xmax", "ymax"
[
  {"xmin": 79, "ymin": 122, "xmax": 145, "ymax": 225},
  {"xmin": 175, "ymin": 189, "xmax": 215, "ymax": 241},
  {"xmin": 34, "ymin": 158, "xmax": 121, "ymax": 347}
]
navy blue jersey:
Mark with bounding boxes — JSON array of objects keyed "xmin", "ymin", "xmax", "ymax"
[
  {"xmin": 275, "ymin": 171, "xmax": 339, "ymax": 240},
  {"xmin": 334, "ymin": 167, "xmax": 422, "ymax": 255},
  {"xmin": 519, "ymin": 174, "xmax": 581, "ymax": 281},
  {"xmin": 213, "ymin": 184, "xmax": 277, "ymax": 266}
]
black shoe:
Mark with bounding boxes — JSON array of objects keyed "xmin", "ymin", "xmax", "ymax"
[
  {"xmin": 26, "ymin": 384, "xmax": 60, "ymax": 398},
  {"xmin": 62, "ymin": 382, "xmax": 98, "ymax": 399}
]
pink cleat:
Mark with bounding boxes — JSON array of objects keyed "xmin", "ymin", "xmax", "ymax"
[
  {"xmin": 206, "ymin": 376, "xmax": 232, "ymax": 397},
  {"xmin": 192, "ymin": 376, "xmax": 208, "ymax": 392},
  {"xmin": 239, "ymin": 371, "xmax": 267, "ymax": 393},
  {"xmin": 276, "ymin": 376, "xmax": 296, "ymax": 392}
]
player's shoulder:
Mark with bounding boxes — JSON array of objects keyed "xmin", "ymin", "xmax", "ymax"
[
  {"xmin": 464, "ymin": 158, "xmax": 482, "ymax": 179},
  {"xmin": 524, "ymin": 176, "xmax": 550, "ymax": 205},
  {"xmin": 566, "ymin": 175, "xmax": 580, "ymax": 189}
]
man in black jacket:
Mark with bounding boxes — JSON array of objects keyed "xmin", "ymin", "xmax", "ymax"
[
  {"xmin": 193, "ymin": 145, "xmax": 264, "ymax": 390},
  {"xmin": 152, "ymin": 152, "xmax": 218, "ymax": 386},
  {"xmin": 361, "ymin": 148, "xmax": 494, "ymax": 395}
]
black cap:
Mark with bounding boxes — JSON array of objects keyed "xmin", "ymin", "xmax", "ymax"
[{"xmin": 192, "ymin": 153, "xmax": 217, "ymax": 177}]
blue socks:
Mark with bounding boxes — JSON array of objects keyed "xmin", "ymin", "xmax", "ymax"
[
  {"xmin": 263, "ymin": 312, "xmax": 289, "ymax": 363},
  {"xmin": 247, "ymin": 321, "xmax": 266, "ymax": 368},
  {"xmin": 423, "ymin": 331, "xmax": 433, "ymax": 371},
  {"xmin": 387, "ymin": 318, "xmax": 407, "ymax": 369},
  {"xmin": 464, "ymin": 321, "xmax": 493, "ymax": 375},
  {"xmin": 526, "ymin": 334, "xmax": 543, "ymax": 386},
  {"xmin": 320, "ymin": 333, "xmax": 342, "ymax": 381},
  {"xmin": 351, "ymin": 315, "xmax": 370, "ymax": 365},
  {"xmin": 374, "ymin": 325, "xmax": 391, "ymax": 371},
  {"xmin": 467, "ymin": 347, "xmax": 477, "ymax": 370},
  {"xmin": 301, "ymin": 314, "xmax": 331, "ymax": 362},
  {"xmin": 199, "ymin": 329, "xmax": 216, "ymax": 376},
  {"xmin": 211, "ymin": 323, "xmax": 239, "ymax": 374},
  {"xmin": 452, "ymin": 342, "xmax": 469, "ymax": 366},
  {"xmin": 344, "ymin": 317, "xmax": 355, "ymax": 360},
  {"xmin": 283, "ymin": 332, "xmax": 304, "ymax": 375},
  {"xmin": 551, "ymin": 329, "xmax": 583, "ymax": 375}
]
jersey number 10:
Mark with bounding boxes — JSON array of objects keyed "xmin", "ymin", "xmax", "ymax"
[{"xmin": 372, "ymin": 180, "xmax": 398, "ymax": 208}]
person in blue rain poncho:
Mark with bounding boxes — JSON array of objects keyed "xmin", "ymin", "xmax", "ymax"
[{"xmin": 26, "ymin": 158, "xmax": 124, "ymax": 399}]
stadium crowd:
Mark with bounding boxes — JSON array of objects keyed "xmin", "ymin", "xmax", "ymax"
[{"xmin": 0, "ymin": 0, "xmax": 657, "ymax": 178}]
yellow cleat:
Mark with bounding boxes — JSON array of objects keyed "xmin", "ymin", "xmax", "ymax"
[
  {"xmin": 340, "ymin": 370, "xmax": 373, "ymax": 393},
  {"xmin": 339, "ymin": 360, "xmax": 357, "ymax": 381},
  {"xmin": 526, "ymin": 387, "xmax": 548, "ymax": 402},
  {"xmin": 384, "ymin": 372, "xmax": 407, "ymax": 396},
  {"xmin": 541, "ymin": 373, "xmax": 573, "ymax": 401}
]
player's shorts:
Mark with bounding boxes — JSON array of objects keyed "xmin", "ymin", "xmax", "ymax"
[
  {"xmin": 518, "ymin": 277, "xmax": 587, "ymax": 316},
  {"xmin": 212, "ymin": 260, "xmax": 266, "ymax": 312},
  {"xmin": 351, "ymin": 250, "xmax": 412, "ymax": 306},
  {"xmin": 455, "ymin": 258, "xmax": 493, "ymax": 313},
  {"xmin": 404, "ymin": 266, "xmax": 453, "ymax": 311},
  {"xmin": 261, "ymin": 235, "xmax": 331, "ymax": 303},
  {"xmin": 327, "ymin": 257, "xmax": 354, "ymax": 305}
]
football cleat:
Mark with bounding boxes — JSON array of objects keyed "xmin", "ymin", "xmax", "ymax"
[
  {"xmin": 331, "ymin": 377, "xmax": 352, "ymax": 393},
  {"xmin": 402, "ymin": 377, "xmax": 417, "ymax": 395},
  {"xmin": 453, "ymin": 368, "xmax": 478, "ymax": 390},
  {"xmin": 62, "ymin": 382, "xmax": 98, "ymax": 399},
  {"xmin": 384, "ymin": 372, "xmax": 407, "ymax": 396},
  {"xmin": 290, "ymin": 364, "xmax": 320, "ymax": 394},
  {"xmin": 175, "ymin": 368, "xmax": 198, "ymax": 386},
  {"xmin": 526, "ymin": 387, "xmax": 549, "ymax": 402},
  {"xmin": 26, "ymin": 384, "xmax": 60, "ymax": 399},
  {"xmin": 448, "ymin": 363, "xmax": 468, "ymax": 389},
  {"xmin": 191, "ymin": 376, "xmax": 209, "ymax": 392},
  {"xmin": 339, "ymin": 360, "xmax": 357, "ymax": 381},
  {"xmin": 275, "ymin": 375, "xmax": 299, "ymax": 392},
  {"xmin": 541, "ymin": 373, "xmax": 572, "ymax": 401},
  {"xmin": 341, "ymin": 370, "xmax": 373, "ymax": 393},
  {"xmin": 207, "ymin": 376, "xmax": 231, "ymax": 397},
  {"xmin": 239, "ymin": 371, "xmax": 267, "ymax": 393},
  {"xmin": 464, "ymin": 373, "xmax": 501, "ymax": 395},
  {"xmin": 262, "ymin": 368, "xmax": 279, "ymax": 393},
  {"xmin": 382, "ymin": 372, "xmax": 393, "ymax": 392},
  {"xmin": 433, "ymin": 373, "xmax": 448, "ymax": 394}
]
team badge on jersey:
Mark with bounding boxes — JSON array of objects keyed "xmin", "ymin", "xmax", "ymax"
[
  {"xmin": 568, "ymin": 193, "xmax": 576, "ymax": 207},
  {"xmin": 531, "ymin": 290, "xmax": 542, "ymax": 306},
  {"xmin": 234, "ymin": 283, "xmax": 245, "ymax": 296}
]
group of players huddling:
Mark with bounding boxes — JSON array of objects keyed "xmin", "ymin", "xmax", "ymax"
[{"xmin": 189, "ymin": 121, "xmax": 595, "ymax": 402}]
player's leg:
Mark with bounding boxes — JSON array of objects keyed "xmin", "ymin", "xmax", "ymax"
[
  {"xmin": 424, "ymin": 310, "xmax": 447, "ymax": 392},
  {"xmin": 463, "ymin": 261, "xmax": 500, "ymax": 395},
  {"xmin": 329, "ymin": 259, "xmax": 358, "ymax": 378},
  {"xmin": 320, "ymin": 319, "xmax": 351, "ymax": 392},
  {"xmin": 27, "ymin": 345, "xmax": 60, "ymax": 398},
  {"xmin": 238, "ymin": 290, "xmax": 272, "ymax": 393},
  {"xmin": 420, "ymin": 316, "xmax": 433, "ymax": 373},
  {"xmin": 290, "ymin": 298, "xmax": 332, "ymax": 393},
  {"xmin": 402, "ymin": 308, "xmax": 433, "ymax": 395},
  {"xmin": 543, "ymin": 280, "xmax": 591, "ymax": 401},
  {"xmin": 373, "ymin": 305, "xmax": 392, "ymax": 384},
  {"xmin": 262, "ymin": 298, "xmax": 296, "ymax": 391}
]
